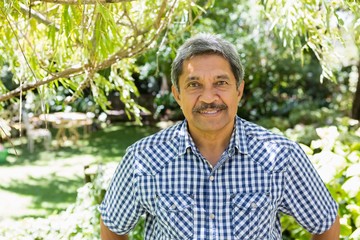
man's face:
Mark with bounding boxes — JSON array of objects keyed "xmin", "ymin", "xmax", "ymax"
[{"xmin": 172, "ymin": 54, "xmax": 244, "ymax": 135}]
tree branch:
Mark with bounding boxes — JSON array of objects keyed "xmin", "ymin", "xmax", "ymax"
[
  {"xmin": 37, "ymin": 0, "xmax": 134, "ymax": 4},
  {"xmin": 154, "ymin": 0, "xmax": 167, "ymax": 29},
  {"xmin": 19, "ymin": 3, "xmax": 60, "ymax": 31},
  {"xmin": 96, "ymin": 0, "xmax": 177, "ymax": 70},
  {"xmin": 0, "ymin": 64, "xmax": 85, "ymax": 102},
  {"xmin": 65, "ymin": 68, "xmax": 94, "ymax": 104},
  {"xmin": 0, "ymin": 0, "xmax": 179, "ymax": 102}
]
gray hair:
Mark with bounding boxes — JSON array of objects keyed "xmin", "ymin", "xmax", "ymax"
[{"xmin": 171, "ymin": 33, "xmax": 244, "ymax": 90}]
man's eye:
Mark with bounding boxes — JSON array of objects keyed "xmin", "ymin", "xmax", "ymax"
[
  {"xmin": 216, "ymin": 81, "xmax": 228, "ymax": 86},
  {"xmin": 187, "ymin": 82, "xmax": 200, "ymax": 88}
]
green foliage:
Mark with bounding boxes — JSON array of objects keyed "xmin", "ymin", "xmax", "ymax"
[
  {"xmin": 137, "ymin": 0, "xmax": 353, "ymax": 122},
  {"xmin": 0, "ymin": 162, "xmax": 146, "ymax": 240},
  {"xmin": 0, "ymin": 0, "xmax": 210, "ymax": 122},
  {"xmin": 262, "ymin": 0, "xmax": 360, "ymax": 82},
  {"xmin": 153, "ymin": 91, "xmax": 183, "ymax": 120},
  {"xmin": 281, "ymin": 118, "xmax": 360, "ymax": 239},
  {"xmin": 0, "ymin": 174, "xmax": 103, "ymax": 239}
]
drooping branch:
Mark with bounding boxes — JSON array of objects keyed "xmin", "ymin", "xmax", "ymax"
[
  {"xmin": 36, "ymin": 0, "xmax": 134, "ymax": 4},
  {"xmin": 65, "ymin": 67, "xmax": 94, "ymax": 104},
  {"xmin": 155, "ymin": 0, "xmax": 168, "ymax": 29},
  {"xmin": 0, "ymin": 64, "xmax": 85, "ymax": 102},
  {"xmin": 95, "ymin": 0, "xmax": 177, "ymax": 70},
  {"xmin": 19, "ymin": 3, "xmax": 60, "ymax": 31},
  {"xmin": 0, "ymin": 0, "xmax": 179, "ymax": 103}
]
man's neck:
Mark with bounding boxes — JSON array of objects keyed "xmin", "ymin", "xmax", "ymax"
[{"xmin": 188, "ymin": 123, "xmax": 235, "ymax": 166}]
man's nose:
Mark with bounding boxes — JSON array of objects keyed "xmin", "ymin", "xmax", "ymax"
[{"xmin": 199, "ymin": 87, "xmax": 219, "ymax": 103}]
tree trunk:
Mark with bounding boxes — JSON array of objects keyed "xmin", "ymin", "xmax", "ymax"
[{"xmin": 351, "ymin": 63, "xmax": 360, "ymax": 121}]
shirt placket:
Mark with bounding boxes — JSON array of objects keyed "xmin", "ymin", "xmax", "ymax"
[
  {"xmin": 195, "ymin": 152, "xmax": 218, "ymax": 240},
  {"xmin": 207, "ymin": 151, "xmax": 230, "ymax": 240},
  {"xmin": 208, "ymin": 170, "xmax": 217, "ymax": 240}
]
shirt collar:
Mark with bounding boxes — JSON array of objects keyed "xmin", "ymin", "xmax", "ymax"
[
  {"xmin": 234, "ymin": 116, "xmax": 249, "ymax": 155},
  {"xmin": 176, "ymin": 116, "xmax": 249, "ymax": 156},
  {"xmin": 177, "ymin": 120, "xmax": 197, "ymax": 156}
]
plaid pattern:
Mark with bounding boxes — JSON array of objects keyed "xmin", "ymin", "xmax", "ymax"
[{"xmin": 100, "ymin": 116, "xmax": 338, "ymax": 240}]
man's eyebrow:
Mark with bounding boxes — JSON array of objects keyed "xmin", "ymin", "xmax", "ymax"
[
  {"xmin": 216, "ymin": 74, "xmax": 230, "ymax": 80},
  {"xmin": 185, "ymin": 76, "xmax": 200, "ymax": 82}
]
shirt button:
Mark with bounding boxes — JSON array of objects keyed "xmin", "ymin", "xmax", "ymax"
[
  {"xmin": 209, "ymin": 176, "xmax": 215, "ymax": 181},
  {"xmin": 210, "ymin": 213, "xmax": 215, "ymax": 219},
  {"xmin": 251, "ymin": 202, "xmax": 257, "ymax": 209}
]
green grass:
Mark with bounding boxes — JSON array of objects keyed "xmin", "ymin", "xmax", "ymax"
[
  {"xmin": 0, "ymin": 122, "xmax": 159, "ymax": 220},
  {"xmin": 1, "ymin": 175, "xmax": 83, "ymax": 218}
]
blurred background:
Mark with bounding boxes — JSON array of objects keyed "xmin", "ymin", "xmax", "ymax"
[{"xmin": 0, "ymin": 0, "xmax": 359, "ymax": 239}]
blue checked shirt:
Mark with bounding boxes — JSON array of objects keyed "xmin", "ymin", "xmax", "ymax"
[{"xmin": 100, "ymin": 116, "xmax": 338, "ymax": 240}]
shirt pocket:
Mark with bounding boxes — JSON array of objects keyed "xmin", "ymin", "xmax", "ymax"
[
  {"xmin": 231, "ymin": 192, "xmax": 271, "ymax": 240},
  {"xmin": 156, "ymin": 193, "xmax": 194, "ymax": 240}
]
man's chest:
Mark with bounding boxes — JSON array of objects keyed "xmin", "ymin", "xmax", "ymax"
[{"xmin": 135, "ymin": 154, "xmax": 285, "ymax": 239}]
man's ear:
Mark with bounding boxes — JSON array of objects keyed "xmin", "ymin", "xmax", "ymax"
[
  {"xmin": 237, "ymin": 80, "xmax": 245, "ymax": 101},
  {"xmin": 171, "ymin": 85, "xmax": 181, "ymax": 105}
]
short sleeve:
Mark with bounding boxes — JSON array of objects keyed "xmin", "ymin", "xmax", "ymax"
[
  {"xmin": 280, "ymin": 142, "xmax": 338, "ymax": 234},
  {"xmin": 99, "ymin": 147, "xmax": 145, "ymax": 235}
]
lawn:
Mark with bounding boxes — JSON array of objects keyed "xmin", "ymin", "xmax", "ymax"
[{"xmin": 0, "ymin": 122, "xmax": 160, "ymax": 222}]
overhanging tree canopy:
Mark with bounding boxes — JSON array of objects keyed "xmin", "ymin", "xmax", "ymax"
[
  {"xmin": 1, "ymin": 0, "xmax": 360, "ymax": 121},
  {"xmin": 261, "ymin": 0, "xmax": 360, "ymax": 119},
  {"xmin": 0, "ymin": 0, "xmax": 210, "ymax": 121}
]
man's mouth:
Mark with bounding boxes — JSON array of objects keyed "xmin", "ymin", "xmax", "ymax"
[{"xmin": 199, "ymin": 109, "xmax": 222, "ymax": 114}]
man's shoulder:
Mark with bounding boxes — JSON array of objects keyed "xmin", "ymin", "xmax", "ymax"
[
  {"xmin": 126, "ymin": 121, "xmax": 184, "ymax": 175},
  {"xmin": 131, "ymin": 121, "xmax": 183, "ymax": 149},
  {"xmin": 239, "ymin": 117, "xmax": 294, "ymax": 148},
  {"xmin": 238, "ymin": 118, "xmax": 299, "ymax": 172}
]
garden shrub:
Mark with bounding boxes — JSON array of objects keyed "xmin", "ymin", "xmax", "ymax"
[
  {"xmin": 0, "ymin": 183, "xmax": 100, "ymax": 239},
  {"xmin": 281, "ymin": 118, "xmax": 360, "ymax": 240},
  {"xmin": 0, "ymin": 180, "xmax": 102, "ymax": 240}
]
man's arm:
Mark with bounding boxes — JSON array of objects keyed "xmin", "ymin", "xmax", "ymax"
[
  {"xmin": 311, "ymin": 215, "xmax": 340, "ymax": 240},
  {"xmin": 100, "ymin": 217, "xmax": 128, "ymax": 240}
]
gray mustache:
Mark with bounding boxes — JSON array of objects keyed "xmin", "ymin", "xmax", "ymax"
[{"xmin": 192, "ymin": 103, "xmax": 227, "ymax": 112}]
